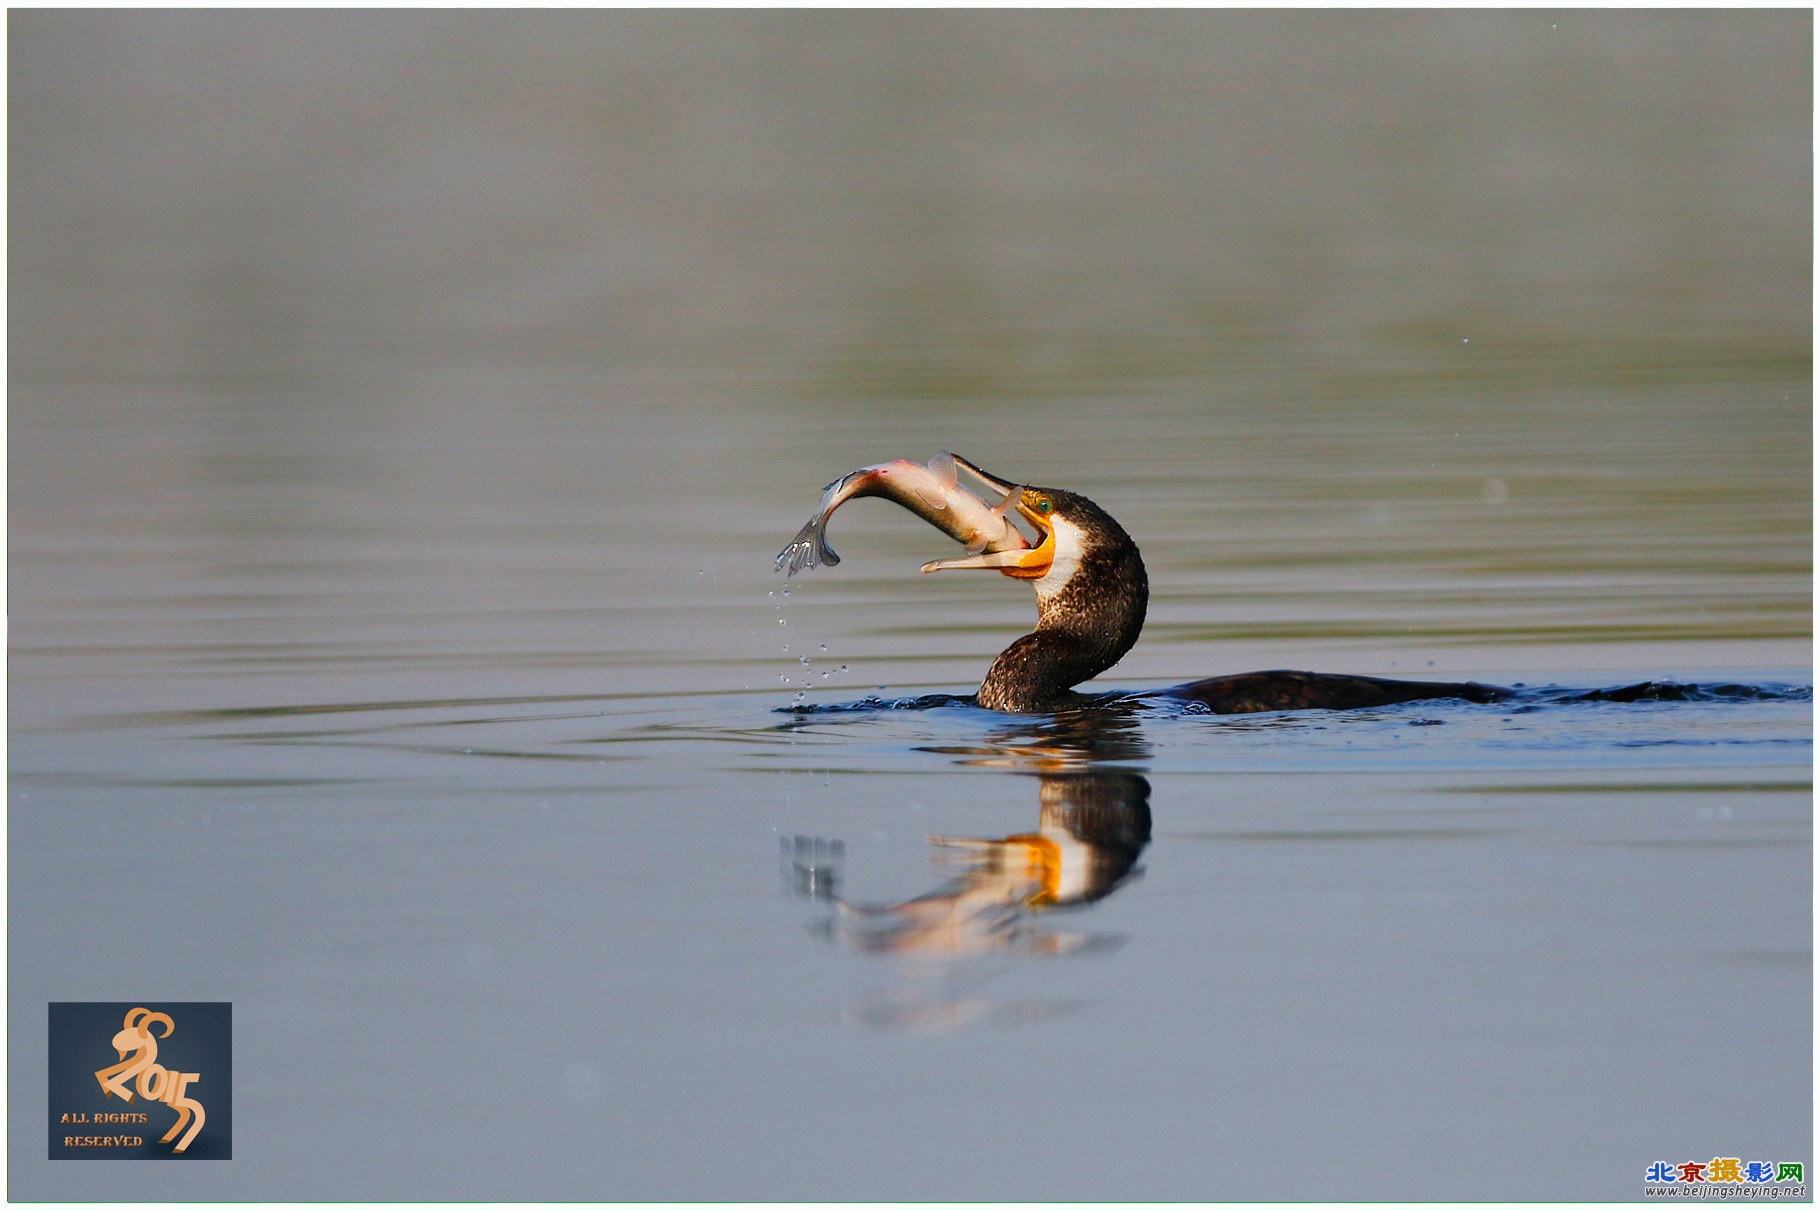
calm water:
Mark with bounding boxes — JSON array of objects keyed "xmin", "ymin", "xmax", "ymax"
[{"xmin": 9, "ymin": 11, "xmax": 1811, "ymax": 1201}]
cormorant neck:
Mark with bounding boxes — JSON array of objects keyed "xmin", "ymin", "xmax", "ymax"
[{"xmin": 977, "ymin": 513, "xmax": 1147, "ymax": 712}]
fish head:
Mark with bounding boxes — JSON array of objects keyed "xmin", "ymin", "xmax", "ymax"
[{"xmin": 920, "ymin": 487, "xmax": 1062, "ymax": 580}]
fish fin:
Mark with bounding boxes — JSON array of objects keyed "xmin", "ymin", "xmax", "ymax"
[{"xmin": 927, "ymin": 451, "xmax": 958, "ymax": 488}]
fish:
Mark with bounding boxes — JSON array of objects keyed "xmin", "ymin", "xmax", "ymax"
[{"xmin": 775, "ymin": 451, "xmax": 1030, "ymax": 576}]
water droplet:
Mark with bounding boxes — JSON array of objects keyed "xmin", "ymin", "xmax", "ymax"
[
  {"xmin": 778, "ymin": 674, "xmax": 789, "ymax": 683},
  {"xmin": 819, "ymin": 644, "xmax": 828, "ymax": 652},
  {"xmin": 799, "ymin": 655, "xmax": 811, "ymax": 666},
  {"xmin": 777, "ymin": 618, "xmax": 786, "ymax": 626},
  {"xmin": 782, "ymin": 586, "xmax": 791, "ymax": 597}
]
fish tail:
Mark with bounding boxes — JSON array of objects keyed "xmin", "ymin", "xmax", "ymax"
[{"xmin": 775, "ymin": 512, "xmax": 839, "ymax": 575}]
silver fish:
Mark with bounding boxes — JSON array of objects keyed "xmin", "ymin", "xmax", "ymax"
[{"xmin": 775, "ymin": 451, "xmax": 1029, "ymax": 576}]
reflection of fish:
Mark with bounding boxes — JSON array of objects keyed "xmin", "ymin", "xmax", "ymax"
[{"xmin": 774, "ymin": 451, "xmax": 1029, "ymax": 576}]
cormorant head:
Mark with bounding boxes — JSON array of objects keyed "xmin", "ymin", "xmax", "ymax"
[
  {"xmin": 921, "ymin": 478, "xmax": 1146, "ymax": 635},
  {"xmin": 946, "ymin": 484, "xmax": 1128, "ymax": 600},
  {"xmin": 1013, "ymin": 487, "xmax": 1148, "ymax": 656}
]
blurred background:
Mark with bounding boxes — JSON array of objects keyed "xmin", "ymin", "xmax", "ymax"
[
  {"xmin": 9, "ymin": 11, "xmax": 1811, "ymax": 1200},
  {"xmin": 11, "ymin": 10, "xmax": 1810, "ymax": 715}
]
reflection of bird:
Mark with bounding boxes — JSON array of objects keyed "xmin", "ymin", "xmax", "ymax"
[
  {"xmin": 784, "ymin": 772, "xmax": 1151, "ymax": 959},
  {"xmin": 919, "ymin": 464, "xmax": 1510, "ymax": 714},
  {"xmin": 933, "ymin": 772, "xmax": 1150, "ymax": 910}
]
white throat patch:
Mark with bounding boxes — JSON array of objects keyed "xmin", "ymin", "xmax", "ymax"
[{"xmin": 1031, "ymin": 514, "xmax": 1088, "ymax": 602}]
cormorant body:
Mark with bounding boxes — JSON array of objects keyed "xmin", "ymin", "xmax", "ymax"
[{"xmin": 941, "ymin": 476, "xmax": 1509, "ymax": 714}]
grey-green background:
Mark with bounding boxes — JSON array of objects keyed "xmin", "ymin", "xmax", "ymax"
[{"xmin": 11, "ymin": 11, "xmax": 1810, "ymax": 1200}]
